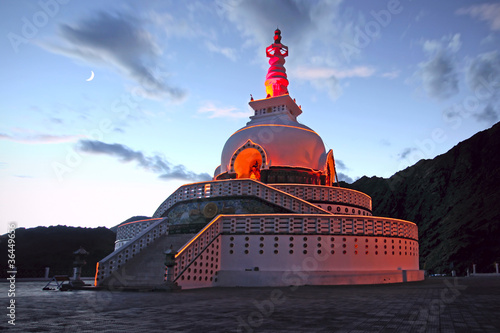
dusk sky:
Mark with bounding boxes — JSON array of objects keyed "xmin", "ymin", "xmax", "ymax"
[{"xmin": 1, "ymin": 0, "xmax": 499, "ymax": 234}]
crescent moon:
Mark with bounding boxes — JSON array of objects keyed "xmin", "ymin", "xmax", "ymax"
[{"xmin": 86, "ymin": 71, "xmax": 95, "ymax": 82}]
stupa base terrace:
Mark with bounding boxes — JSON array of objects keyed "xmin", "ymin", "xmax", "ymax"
[{"xmin": 95, "ymin": 179, "xmax": 424, "ymax": 290}]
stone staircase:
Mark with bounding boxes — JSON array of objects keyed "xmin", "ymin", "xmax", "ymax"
[{"xmin": 100, "ymin": 233, "xmax": 195, "ymax": 289}]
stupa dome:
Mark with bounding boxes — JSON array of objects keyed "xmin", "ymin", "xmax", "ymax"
[{"xmin": 219, "ymin": 107, "xmax": 327, "ymax": 174}]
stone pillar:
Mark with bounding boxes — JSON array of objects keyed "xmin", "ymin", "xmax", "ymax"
[
  {"xmin": 72, "ymin": 247, "xmax": 89, "ymax": 287},
  {"xmin": 44, "ymin": 267, "xmax": 50, "ymax": 279},
  {"xmin": 473, "ymin": 264, "xmax": 477, "ymax": 275}
]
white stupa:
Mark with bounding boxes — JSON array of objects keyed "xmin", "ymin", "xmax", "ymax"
[{"xmin": 95, "ymin": 29, "xmax": 424, "ymax": 289}]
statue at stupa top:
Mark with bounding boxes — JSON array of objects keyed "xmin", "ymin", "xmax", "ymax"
[{"xmin": 265, "ymin": 29, "xmax": 289, "ymax": 98}]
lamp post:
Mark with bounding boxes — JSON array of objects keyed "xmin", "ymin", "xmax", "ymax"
[
  {"xmin": 72, "ymin": 247, "xmax": 89, "ymax": 287},
  {"xmin": 164, "ymin": 249, "xmax": 177, "ymax": 283},
  {"xmin": 160, "ymin": 248, "xmax": 180, "ymax": 291}
]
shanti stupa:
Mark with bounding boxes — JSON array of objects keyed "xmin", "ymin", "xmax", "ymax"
[{"xmin": 95, "ymin": 30, "xmax": 424, "ymax": 289}]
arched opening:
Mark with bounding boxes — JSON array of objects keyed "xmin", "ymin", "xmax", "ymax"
[{"xmin": 234, "ymin": 148, "xmax": 262, "ymax": 180}]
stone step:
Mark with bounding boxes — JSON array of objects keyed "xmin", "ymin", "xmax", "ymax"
[{"xmin": 101, "ymin": 233, "xmax": 195, "ymax": 289}]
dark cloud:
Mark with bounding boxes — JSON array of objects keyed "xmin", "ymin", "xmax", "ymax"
[
  {"xmin": 217, "ymin": 0, "xmax": 314, "ymax": 49},
  {"xmin": 335, "ymin": 159, "xmax": 347, "ymax": 171},
  {"xmin": 415, "ymin": 35, "xmax": 461, "ymax": 100},
  {"xmin": 399, "ymin": 147, "xmax": 417, "ymax": 160},
  {"xmin": 216, "ymin": 0, "xmax": 356, "ymax": 64},
  {"xmin": 466, "ymin": 51, "xmax": 500, "ymax": 124},
  {"xmin": 418, "ymin": 51, "xmax": 459, "ymax": 99},
  {"xmin": 467, "ymin": 51, "xmax": 500, "ymax": 97},
  {"xmin": 77, "ymin": 140, "xmax": 211, "ymax": 182},
  {"xmin": 42, "ymin": 12, "xmax": 185, "ymax": 101},
  {"xmin": 337, "ymin": 172, "xmax": 354, "ymax": 184},
  {"xmin": 216, "ymin": 0, "xmax": 374, "ymax": 101},
  {"xmin": 474, "ymin": 104, "xmax": 498, "ymax": 123}
]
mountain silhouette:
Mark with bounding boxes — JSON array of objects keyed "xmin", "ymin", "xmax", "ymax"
[{"xmin": 346, "ymin": 122, "xmax": 500, "ymax": 274}]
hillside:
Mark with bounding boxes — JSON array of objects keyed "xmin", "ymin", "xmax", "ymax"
[
  {"xmin": 0, "ymin": 226, "xmax": 115, "ymax": 278},
  {"xmin": 347, "ymin": 122, "xmax": 500, "ymax": 274}
]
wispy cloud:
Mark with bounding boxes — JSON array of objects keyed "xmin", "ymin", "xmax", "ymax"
[
  {"xmin": 205, "ymin": 40, "xmax": 237, "ymax": 62},
  {"xmin": 381, "ymin": 70, "xmax": 401, "ymax": 79},
  {"xmin": 14, "ymin": 175, "xmax": 33, "ymax": 179},
  {"xmin": 39, "ymin": 12, "xmax": 185, "ymax": 101},
  {"xmin": 77, "ymin": 140, "xmax": 211, "ymax": 182},
  {"xmin": 0, "ymin": 133, "xmax": 82, "ymax": 144},
  {"xmin": 293, "ymin": 66, "xmax": 375, "ymax": 80},
  {"xmin": 456, "ymin": 3, "xmax": 500, "ymax": 31},
  {"xmin": 197, "ymin": 101, "xmax": 251, "ymax": 119},
  {"xmin": 292, "ymin": 66, "xmax": 374, "ymax": 100}
]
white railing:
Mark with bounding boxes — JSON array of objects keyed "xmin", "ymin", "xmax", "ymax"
[
  {"xmin": 116, "ymin": 218, "xmax": 163, "ymax": 241},
  {"xmin": 152, "ymin": 179, "xmax": 331, "ymax": 218},
  {"xmin": 173, "ymin": 218, "xmax": 223, "ymax": 288},
  {"xmin": 271, "ymin": 184, "xmax": 372, "ymax": 211},
  {"xmin": 95, "ymin": 218, "xmax": 169, "ymax": 286},
  {"xmin": 216, "ymin": 214, "xmax": 418, "ymax": 240}
]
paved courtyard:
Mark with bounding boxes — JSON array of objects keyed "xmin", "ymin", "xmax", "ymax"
[{"xmin": 2, "ymin": 276, "xmax": 500, "ymax": 332}]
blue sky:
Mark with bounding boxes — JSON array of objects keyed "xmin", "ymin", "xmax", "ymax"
[{"xmin": 1, "ymin": 0, "xmax": 499, "ymax": 234}]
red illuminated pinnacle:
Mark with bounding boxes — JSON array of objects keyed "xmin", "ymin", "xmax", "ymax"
[{"xmin": 265, "ymin": 29, "xmax": 289, "ymax": 98}]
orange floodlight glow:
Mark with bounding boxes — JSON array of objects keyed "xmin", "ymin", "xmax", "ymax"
[
  {"xmin": 234, "ymin": 148, "xmax": 262, "ymax": 180},
  {"xmin": 175, "ymin": 218, "xmax": 221, "ymax": 258},
  {"xmin": 94, "ymin": 262, "xmax": 99, "ymax": 286},
  {"xmin": 118, "ymin": 218, "xmax": 162, "ymax": 227}
]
